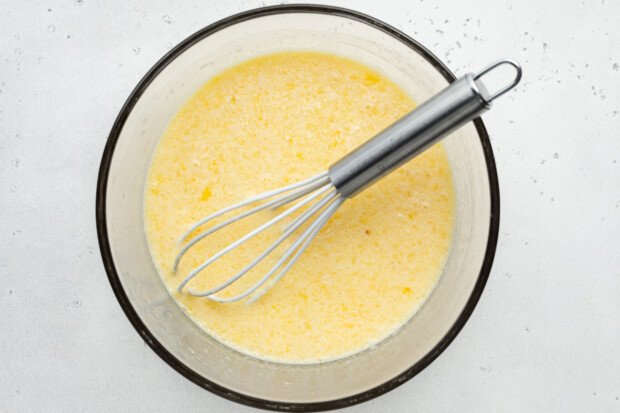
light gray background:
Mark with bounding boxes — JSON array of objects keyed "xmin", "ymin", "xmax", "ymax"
[{"xmin": 1, "ymin": 0, "xmax": 618, "ymax": 411}]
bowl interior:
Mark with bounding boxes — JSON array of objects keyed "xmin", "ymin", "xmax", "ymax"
[{"xmin": 100, "ymin": 7, "xmax": 495, "ymax": 407}]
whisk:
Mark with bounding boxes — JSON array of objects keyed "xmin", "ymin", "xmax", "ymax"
[{"xmin": 174, "ymin": 59, "xmax": 522, "ymax": 303}]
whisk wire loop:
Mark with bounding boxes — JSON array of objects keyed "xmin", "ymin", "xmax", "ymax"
[
  {"xmin": 189, "ymin": 193, "xmax": 342, "ymax": 303},
  {"xmin": 176, "ymin": 179, "xmax": 334, "ymax": 292},
  {"xmin": 185, "ymin": 189, "xmax": 338, "ymax": 298}
]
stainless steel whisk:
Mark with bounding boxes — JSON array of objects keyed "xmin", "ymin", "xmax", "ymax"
[{"xmin": 174, "ymin": 59, "xmax": 522, "ymax": 303}]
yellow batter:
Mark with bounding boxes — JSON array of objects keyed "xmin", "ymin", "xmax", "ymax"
[{"xmin": 145, "ymin": 52, "xmax": 454, "ymax": 363}]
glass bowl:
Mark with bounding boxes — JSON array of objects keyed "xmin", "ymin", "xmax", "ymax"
[{"xmin": 96, "ymin": 4, "xmax": 499, "ymax": 411}]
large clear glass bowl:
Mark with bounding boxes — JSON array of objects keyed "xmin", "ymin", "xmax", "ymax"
[{"xmin": 96, "ymin": 5, "xmax": 499, "ymax": 411}]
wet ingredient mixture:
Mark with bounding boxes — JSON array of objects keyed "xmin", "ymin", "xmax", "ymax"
[{"xmin": 145, "ymin": 51, "xmax": 455, "ymax": 363}]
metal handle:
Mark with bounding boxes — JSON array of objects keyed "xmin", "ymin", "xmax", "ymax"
[{"xmin": 328, "ymin": 59, "xmax": 521, "ymax": 198}]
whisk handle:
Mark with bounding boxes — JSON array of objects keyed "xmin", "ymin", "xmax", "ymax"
[{"xmin": 328, "ymin": 60, "xmax": 521, "ymax": 198}]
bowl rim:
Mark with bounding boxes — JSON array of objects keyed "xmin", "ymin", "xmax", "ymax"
[{"xmin": 96, "ymin": 4, "xmax": 500, "ymax": 411}]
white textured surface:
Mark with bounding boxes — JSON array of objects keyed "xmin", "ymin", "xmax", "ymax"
[{"xmin": 1, "ymin": 0, "xmax": 619, "ymax": 411}]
